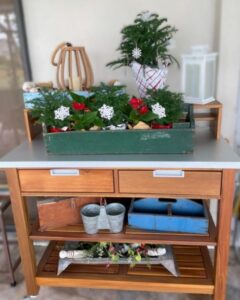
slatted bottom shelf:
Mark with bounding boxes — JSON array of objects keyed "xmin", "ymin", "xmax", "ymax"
[{"xmin": 36, "ymin": 242, "xmax": 214, "ymax": 295}]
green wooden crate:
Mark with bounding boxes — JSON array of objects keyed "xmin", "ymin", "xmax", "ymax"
[{"xmin": 44, "ymin": 105, "xmax": 195, "ymax": 155}]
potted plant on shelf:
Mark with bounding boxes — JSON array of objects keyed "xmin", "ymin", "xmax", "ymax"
[
  {"xmin": 57, "ymin": 242, "xmax": 179, "ymax": 277},
  {"xmin": 107, "ymin": 11, "xmax": 178, "ymax": 98}
]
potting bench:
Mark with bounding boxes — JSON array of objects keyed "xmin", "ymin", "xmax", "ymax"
[{"xmin": 0, "ymin": 134, "xmax": 240, "ymax": 300}]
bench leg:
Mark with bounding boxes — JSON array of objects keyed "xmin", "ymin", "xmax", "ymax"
[
  {"xmin": 214, "ymin": 170, "xmax": 235, "ymax": 300},
  {"xmin": 6, "ymin": 169, "xmax": 39, "ymax": 296}
]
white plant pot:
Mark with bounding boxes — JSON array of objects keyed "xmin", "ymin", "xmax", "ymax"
[{"xmin": 131, "ymin": 61, "xmax": 168, "ymax": 98}]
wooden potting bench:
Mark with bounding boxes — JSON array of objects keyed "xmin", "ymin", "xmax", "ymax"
[{"xmin": 0, "ymin": 133, "xmax": 239, "ymax": 300}]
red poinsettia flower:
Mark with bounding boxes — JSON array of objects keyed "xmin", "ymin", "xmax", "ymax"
[
  {"xmin": 72, "ymin": 101, "xmax": 86, "ymax": 111},
  {"xmin": 138, "ymin": 105, "xmax": 149, "ymax": 115},
  {"xmin": 49, "ymin": 127, "xmax": 63, "ymax": 133},
  {"xmin": 129, "ymin": 97, "xmax": 143, "ymax": 109}
]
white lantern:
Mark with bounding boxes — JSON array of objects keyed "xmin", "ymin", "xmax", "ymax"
[{"xmin": 182, "ymin": 46, "xmax": 218, "ymax": 104}]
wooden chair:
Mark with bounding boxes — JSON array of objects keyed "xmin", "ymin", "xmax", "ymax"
[{"xmin": 0, "ymin": 184, "xmax": 21, "ymax": 286}]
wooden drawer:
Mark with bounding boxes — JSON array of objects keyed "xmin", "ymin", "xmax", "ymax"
[
  {"xmin": 18, "ymin": 169, "xmax": 114, "ymax": 193},
  {"xmin": 118, "ymin": 170, "xmax": 222, "ymax": 197}
]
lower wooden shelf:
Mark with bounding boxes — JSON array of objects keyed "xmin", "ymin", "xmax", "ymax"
[{"xmin": 36, "ymin": 242, "xmax": 214, "ymax": 295}]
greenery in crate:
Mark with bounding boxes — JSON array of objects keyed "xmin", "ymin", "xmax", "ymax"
[
  {"xmin": 28, "ymin": 89, "xmax": 72, "ymax": 130},
  {"xmin": 70, "ymin": 84, "xmax": 130, "ymax": 130},
  {"xmin": 127, "ymin": 88, "xmax": 183, "ymax": 127},
  {"xmin": 69, "ymin": 83, "xmax": 131, "ymax": 130},
  {"xmin": 145, "ymin": 88, "xmax": 183, "ymax": 125},
  {"xmin": 107, "ymin": 11, "xmax": 178, "ymax": 69},
  {"xmin": 28, "ymin": 83, "xmax": 184, "ymax": 132},
  {"xmin": 66, "ymin": 242, "xmax": 165, "ymax": 267},
  {"xmin": 28, "ymin": 85, "xmax": 130, "ymax": 131}
]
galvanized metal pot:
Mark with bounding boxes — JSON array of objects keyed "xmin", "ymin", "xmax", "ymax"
[
  {"xmin": 81, "ymin": 204, "xmax": 100, "ymax": 234},
  {"xmin": 106, "ymin": 203, "xmax": 126, "ymax": 233}
]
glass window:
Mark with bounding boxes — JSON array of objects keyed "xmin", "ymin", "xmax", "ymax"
[{"xmin": 0, "ymin": 0, "xmax": 28, "ymax": 158}]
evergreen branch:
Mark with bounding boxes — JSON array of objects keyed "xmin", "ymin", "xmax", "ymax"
[
  {"xmin": 106, "ymin": 58, "xmax": 128, "ymax": 69},
  {"xmin": 107, "ymin": 12, "xmax": 178, "ymax": 69}
]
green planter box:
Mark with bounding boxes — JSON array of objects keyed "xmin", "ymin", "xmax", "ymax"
[{"xmin": 44, "ymin": 105, "xmax": 194, "ymax": 155}]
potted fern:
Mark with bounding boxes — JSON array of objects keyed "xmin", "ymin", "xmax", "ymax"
[{"xmin": 107, "ymin": 11, "xmax": 178, "ymax": 98}]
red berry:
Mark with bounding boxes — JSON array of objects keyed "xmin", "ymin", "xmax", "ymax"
[
  {"xmin": 139, "ymin": 105, "xmax": 149, "ymax": 115},
  {"xmin": 72, "ymin": 102, "xmax": 86, "ymax": 111},
  {"xmin": 129, "ymin": 97, "xmax": 143, "ymax": 109}
]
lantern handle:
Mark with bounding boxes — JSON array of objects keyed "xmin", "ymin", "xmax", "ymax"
[{"xmin": 51, "ymin": 42, "xmax": 72, "ymax": 66}]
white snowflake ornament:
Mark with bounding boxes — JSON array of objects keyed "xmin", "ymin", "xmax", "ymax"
[
  {"xmin": 132, "ymin": 47, "xmax": 142, "ymax": 59},
  {"xmin": 98, "ymin": 104, "xmax": 114, "ymax": 120},
  {"xmin": 151, "ymin": 103, "xmax": 166, "ymax": 119},
  {"xmin": 54, "ymin": 106, "xmax": 70, "ymax": 121}
]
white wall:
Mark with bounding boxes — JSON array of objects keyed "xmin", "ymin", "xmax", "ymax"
[
  {"xmin": 217, "ymin": 0, "xmax": 240, "ymax": 145},
  {"xmin": 23, "ymin": 0, "xmax": 240, "ymax": 145},
  {"xmin": 22, "ymin": 0, "xmax": 217, "ymax": 95}
]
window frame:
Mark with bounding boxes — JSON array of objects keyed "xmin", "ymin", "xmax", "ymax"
[{"xmin": 13, "ymin": 0, "xmax": 32, "ymax": 81}]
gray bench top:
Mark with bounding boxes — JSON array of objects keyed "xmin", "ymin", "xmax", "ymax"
[{"xmin": 0, "ymin": 134, "xmax": 240, "ymax": 169}]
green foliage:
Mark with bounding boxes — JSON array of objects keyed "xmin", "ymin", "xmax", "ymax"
[
  {"xmin": 70, "ymin": 111, "xmax": 103, "ymax": 131},
  {"xmin": 90, "ymin": 83, "xmax": 126, "ymax": 95},
  {"xmin": 27, "ymin": 84, "xmax": 183, "ymax": 132},
  {"xmin": 28, "ymin": 89, "xmax": 72, "ymax": 129},
  {"xmin": 146, "ymin": 88, "xmax": 184, "ymax": 125},
  {"xmin": 68, "ymin": 92, "xmax": 103, "ymax": 130},
  {"xmin": 107, "ymin": 11, "xmax": 178, "ymax": 69},
  {"xmin": 88, "ymin": 242, "xmax": 109, "ymax": 258},
  {"xmin": 89, "ymin": 83, "xmax": 130, "ymax": 126},
  {"xmin": 69, "ymin": 92, "xmax": 88, "ymax": 103},
  {"xmin": 28, "ymin": 89, "xmax": 103, "ymax": 131},
  {"xmin": 128, "ymin": 107, "xmax": 156, "ymax": 125},
  {"xmin": 74, "ymin": 242, "xmax": 159, "ymax": 267}
]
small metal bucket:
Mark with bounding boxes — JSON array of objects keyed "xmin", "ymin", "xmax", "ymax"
[
  {"xmin": 81, "ymin": 204, "xmax": 100, "ymax": 234},
  {"xmin": 106, "ymin": 203, "xmax": 125, "ymax": 233}
]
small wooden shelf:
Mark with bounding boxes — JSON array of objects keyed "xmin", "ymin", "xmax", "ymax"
[
  {"xmin": 194, "ymin": 113, "xmax": 217, "ymax": 121},
  {"xmin": 30, "ymin": 211, "xmax": 217, "ymax": 246},
  {"xmin": 193, "ymin": 100, "xmax": 222, "ymax": 139},
  {"xmin": 194, "ymin": 101, "xmax": 222, "ymax": 109},
  {"xmin": 36, "ymin": 242, "xmax": 214, "ymax": 294}
]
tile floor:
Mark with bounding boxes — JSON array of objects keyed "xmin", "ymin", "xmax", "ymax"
[{"xmin": 0, "ymin": 245, "xmax": 239, "ymax": 300}]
